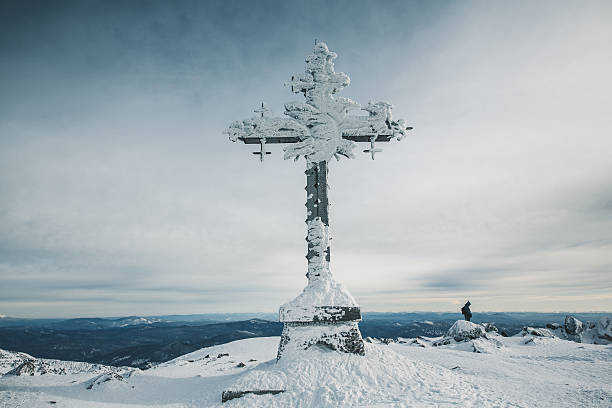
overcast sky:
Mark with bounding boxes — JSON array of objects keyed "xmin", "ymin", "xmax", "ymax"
[{"xmin": 1, "ymin": 0, "xmax": 611, "ymax": 318}]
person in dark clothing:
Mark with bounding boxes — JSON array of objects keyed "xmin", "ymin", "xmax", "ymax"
[{"xmin": 461, "ymin": 301, "xmax": 472, "ymax": 321}]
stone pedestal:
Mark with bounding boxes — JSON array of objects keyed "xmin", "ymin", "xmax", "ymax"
[{"xmin": 277, "ymin": 305, "xmax": 365, "ymax": 359}]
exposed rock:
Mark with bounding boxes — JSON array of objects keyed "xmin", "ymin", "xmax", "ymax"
[
  {"xmin": 0, "ymin": 349, "xmax": 35, "ymax": 375},
  {"xmin": 432, "ymin": 337, "xmax": 453, "ymax": 347},
  {"xmin": 564, "ymin": 316, "xmax": 583, "ymax": 335},
  {"xmin": 517, "ymin": 327, "xmax": 556, "ymax": 338},
  {"xmin": 85, "ymin": 369, "xmax": 136, "ymax": 390},
  {"xmin": 1, "ymin": 350, "xmax": 137, "ymax": 382},
  {"xmin": 482, "ymin": 323, "xmax": 498, "ymax": 333},
  {"xmin": 221, "ymin": 389, "xmax": 285, "ymax": 403},
  {"xmin": 363, "ymin": 337, "xmax": 394, "ymax": 345},
  {"xmin": 596, "ymin": 316, "xmax": 612, "ymax": 341},
  {"xmin": 514, "ymin": 316, "xmax": 611, "ymax": 345},
  {"xmin": 5, "ymin": 360, "xmax": 40, "ymax": 376},
  {"xmin": 407, "ymin": 338, "xmax": 427, "ymax": 348},
  {"xmin": 277, "ymin": 321, "xmax": 364, "ymax": 359}
]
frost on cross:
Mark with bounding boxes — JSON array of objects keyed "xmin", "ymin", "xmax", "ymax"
[
  {"xmin": 225, "ymin": 42, "xmax": 412, "ymax": 359},
  {"xmin": 225, "ymin": 42, "xmax": 410, "ymax": 165}
]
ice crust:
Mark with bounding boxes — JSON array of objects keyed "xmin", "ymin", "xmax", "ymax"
[{"xmin": 281, "ymin": 218, "xmax": 357, "ymax": 313}]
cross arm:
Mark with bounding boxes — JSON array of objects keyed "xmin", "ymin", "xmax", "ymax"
[
  {"xmin": 225, "ymin": 105, "xmax": 309, "ymax": 161},
  {"xmin": 238, "ymin": 136, "xmax": 301, "ymax": 144},
  {"xmin": 226, "ymin": 116, "xmax": 307, "ymax": 144},
  {"xmin": 339, "ymin": 102, "xmax": 412, "ymax": 142},
  {"xmin": 339, "ymin": 102, "xmax": 413, "ymax": 159},
  {"xmin": 342, "ymin": 134, "xmax": 394, "ymax": 143}
]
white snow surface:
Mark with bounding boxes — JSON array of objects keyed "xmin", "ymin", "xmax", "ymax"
[
  {"xmin": 1, "ymin": 333, "xmax": 611, "ymax": 407},
  {"xmin": 280, "ymin": 277, "xmax": 357, "ymax": 309}
]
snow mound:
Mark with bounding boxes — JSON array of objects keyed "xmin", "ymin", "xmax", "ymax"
[
  {"xmin": 447, "ymin": 320, "xmax": 486, "ymax": 341},
  {"xmin": 430, "ymin": 321, "xmax": 503, "ymax": 352},
  {"xmin": 223, "ymin": 342, "xmax": 488, "ymax": 407},
  {"xmin": 281, "ymin": 277, "xmax": 357, "ymax": 309},
  {"xmin": 281, "ymin": 219, "xmax": 357, "ymax": 310},
  {"xmin": 150, "ymin": 337, "xmax": 277, "ymax": 378}
]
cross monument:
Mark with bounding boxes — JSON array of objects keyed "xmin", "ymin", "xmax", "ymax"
[{"xmin": 225, "ymin": 42, "xmax": 412, "ymax": 359}]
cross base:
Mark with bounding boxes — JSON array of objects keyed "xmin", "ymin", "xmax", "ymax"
[
  {"xmin": 279, "ymin": 305, "xmax": 362, "ymax": 323},
  {"xmin": 276, "ymin": 319, "xmax": 365, "ymax": 359},
  {"xmin": 221, "ymin": 389, "xmax": 285, "ymax": 403}
]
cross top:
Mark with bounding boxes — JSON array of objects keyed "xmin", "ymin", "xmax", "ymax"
[
  {"xmin": 225, "ymin": 42, "xmax": 412, "ymax": 165},
  {"xmin": 289, "ymin": 42, "xmax": 350, "ymax": 102}
]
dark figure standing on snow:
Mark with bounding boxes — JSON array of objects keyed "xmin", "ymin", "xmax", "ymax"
[{"xmin": 461, "ymin": 301, "xmax": 472, "ymax": 321}]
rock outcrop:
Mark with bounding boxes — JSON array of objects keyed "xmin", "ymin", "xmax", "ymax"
[
  {"xmin": 433, "ymin": 321, "xmax": 490, "ymax": 347},
  {"xmin": 564, "ymin": 316, "xmax": 583, "ymax": 336},
  {"xmin": 516, "ymin": 315, "xmax": 611, "ymax": 345},
  {"xmin": 447, "ymin": 320, "xmax": 486, "ymax": 342}
]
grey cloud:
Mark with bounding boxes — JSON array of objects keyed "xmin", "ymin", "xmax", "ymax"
[
  {"xmin": 1, "ymin": 0, "xmax": 611, "ymax": 316},
  {"xmin": 422, "ymin": 266, "xmax": 511, "ymax": 291}
]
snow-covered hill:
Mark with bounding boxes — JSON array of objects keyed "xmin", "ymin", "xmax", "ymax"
[
  {"xmin": 0, "ymin": 348, "xmax": 134, "ymax": 377},
  {"xmin": 0, "ymin": 323, "xmax": 610, "ymax": 407}
]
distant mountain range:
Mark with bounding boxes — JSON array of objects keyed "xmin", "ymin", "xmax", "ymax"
[
  {"xmin": 0, "ymin": 312, "xmax": 608, "ymax": 369},
  {"xmin": 0, "ymin": 313, "xmax": 278, "ymax": 329}
]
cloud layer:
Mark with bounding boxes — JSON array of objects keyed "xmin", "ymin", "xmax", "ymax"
[{"xmin": 1, "ymin": 0, "xmax": 611, "ymax": 317}]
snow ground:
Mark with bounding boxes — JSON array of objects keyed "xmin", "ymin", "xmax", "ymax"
[{"xmin": 1, "ymin": 333, "xmax": 610, "ymax": 407}]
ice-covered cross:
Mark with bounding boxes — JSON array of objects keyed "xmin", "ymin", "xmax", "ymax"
[{"xmin": 225, "ymin": 42, "xmax": 412, "ymax": 359}]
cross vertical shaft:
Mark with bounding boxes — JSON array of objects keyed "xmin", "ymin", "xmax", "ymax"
[{"xmin": 305, "ymin": 160, "xmax": 330, "ymax": 268}]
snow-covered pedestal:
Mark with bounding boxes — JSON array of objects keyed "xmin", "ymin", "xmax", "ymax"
[{"xmin": 277, "ymin": 211, "xmax": 365, "ymax": 358}]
